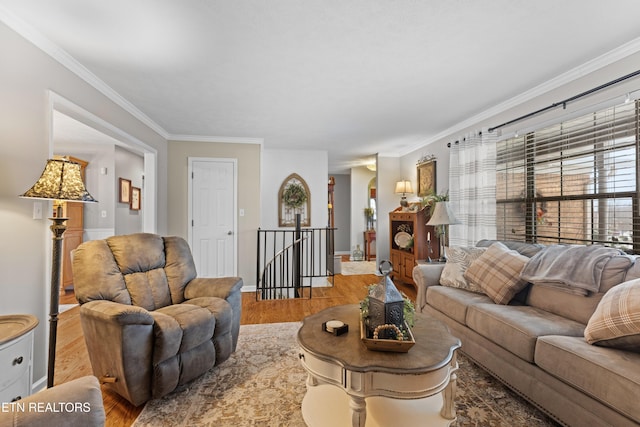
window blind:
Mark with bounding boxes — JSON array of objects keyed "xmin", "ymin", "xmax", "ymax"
[{"xmin": 496, "ymin": 100, "xmax": 639, "ymax": 253}]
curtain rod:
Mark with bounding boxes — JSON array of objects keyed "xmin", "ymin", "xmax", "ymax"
[{"xmin": 487, "ymin": 69, "xmax": 640, "ymax": 133}]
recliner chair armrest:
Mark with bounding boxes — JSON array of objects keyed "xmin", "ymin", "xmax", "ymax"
[
  {"xmin": 184, "ymin": 277, "xmax": 243, "ymax": 300},
  {"xmin": 0, "ymin": 376, "xmax": 105, "ymax": 427},
  {"xmin": 80, "ymin": 300, "xmax": 154, "ymax": 326},
  {"xmin": 79, "ymin": 301, "xmax": 154, "ymax": 407}
]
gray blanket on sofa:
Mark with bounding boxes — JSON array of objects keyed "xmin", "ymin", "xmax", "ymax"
[{"xmin": 520, "ymin": 245, "xmax": 623, "ymax": 293}]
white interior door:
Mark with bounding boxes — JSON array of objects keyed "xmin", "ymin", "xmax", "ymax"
[{"xmin": 188, "ymin": 157, "xmax": 237, "ymax": 277}]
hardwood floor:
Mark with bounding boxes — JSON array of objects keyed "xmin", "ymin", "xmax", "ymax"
[{"xmin": 57, "ymin": 271, "xmax": 416, "ymax": 426}]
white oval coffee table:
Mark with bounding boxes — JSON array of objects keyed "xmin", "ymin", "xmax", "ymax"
[{"xmin": 297, "ymin": 304, "xmax": 461, "ymax": 427}]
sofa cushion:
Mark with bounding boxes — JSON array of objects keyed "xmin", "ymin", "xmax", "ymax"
[
  {"xmin": 526, "ymin": 284, "xmax": 603, "ymax": 325},
  {"xmin": 125, "ymin": 269, "xmax": 171, "ymax": 311},
  {"xmin": 164, "ymin": 236, "xmax": 199, "ymax": 304},
  {"xmin": 466, "ymin": 303, "xmax": 585, "ymax": 362},
  {"xmin": 426, "ymin": 286, "xmax": 493, "ymax": 325},
  {"xmin": 535, "ymin": 335, "xmax": 640, "ymax": 423},
  {"xmin": 464, "ymin": 242, "xmax": 529, "ymax": 304},
  {"xmin": 187, "ymin": 297, "xmax": 233, "ymax": 335},
  {"xmin": 151, "ymin": 304, "xmax": 215, "ymax": 363},
  {"xmin": 439, "ymin": 246, "xmax": 486, "ymax": 293},
  {"xmin": 600, "ymin": 255, "xmax": 636, "ymax": 293},
  {"xmin": 624, "ymin": 259, "xmax": 640, "ymax": 282},
  {"xmin": 476, "ymin": 239, "xmax": 545, "ymax": 258},
  {"xmin": 107, "ymin": 233, "xmax": 173, "ymax": 310},
  {"xmin": 584, "ymin": 278, "xmax": 640, "ymax": 352}
]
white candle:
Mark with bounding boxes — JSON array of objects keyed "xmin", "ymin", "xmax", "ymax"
[{"xmin": 427, "ymin": 232, "xmax": 431, "ymax": 241}]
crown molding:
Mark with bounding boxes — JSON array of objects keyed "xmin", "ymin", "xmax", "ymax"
[
  {"xmin": 0, "ymin": 5, "xmax": 170, "ymax": 140},
  {"xmin": 168, "ymin": 135, "xmax": 264, "ymax": 144},
  {"xmin": 400, "ymin": 36, "xmax": 640, "ymax": 156}
]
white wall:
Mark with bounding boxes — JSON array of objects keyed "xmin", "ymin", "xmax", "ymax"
[
  {"xmin": 53, "ymin": 143, "xmax": 116, "ymax": 232},
  {"xmin": 115, "ymin": 146, "xmax": 144, "ymax": 235},
  {"xmin": 401, "ymin": 141, "xmax": 451, "ymax": 202},
  {"xmin": 350, "ymin": 166, "xmax": 375, "ymax": 256},
  {"xmin": 400, "ymin": 52, "xmax": 640, "ymax": 195},
  {"xmin": 261, "ymin": 149, "xmax": 328, "ymax": 229},
  {"xmin": 82, "ymin": 147, "xmax": 115, "ymax": 231},
  {"xmin": 332, "ymin": 173, "xmax": 351, "ymax": 253},
  {"xmin": 0, "ymin": 21, "xmax": 168, "ymax": 388},
  {"xmin": 259, "ymin": 149, "xmax": 329, "ymax": 288},
  {"xmin": 376, "ymin": 155, "xmax": 402, "ymax": 263}
]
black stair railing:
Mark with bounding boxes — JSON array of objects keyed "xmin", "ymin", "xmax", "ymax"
[{"xmin": 256, "ymin": 215, "xmax": 336, "ymax": 300}]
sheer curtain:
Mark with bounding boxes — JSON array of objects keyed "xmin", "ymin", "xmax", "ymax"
[{"xmin": 449, "ymin": 129, "xmax": 497, "ymax": 247}]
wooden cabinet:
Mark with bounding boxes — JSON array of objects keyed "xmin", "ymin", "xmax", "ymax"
[
  {"xmin": 0, "ymin": 315, "xmax": 38, "ymax": 403},
  {"xmin": 54, "ymin": 155, "xmax": 87, "ymax": 293},
  {"xmin": 389, "ymin": 206, "xmax": 439, "ymax": 285},
  {"xmin": 363, "ymin": 230, "xmax": 376, "ymax": 261},
  {"xmin": 61, "ymin": 202, "xmax": 84, "ymax": 291}
]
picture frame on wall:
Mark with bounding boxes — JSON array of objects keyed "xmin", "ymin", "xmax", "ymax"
[
  {"xmin": 130, "ymin": 187, "xmax": 141, "ymax": 211},
  {"xmin": 119, "ymin": 178, "xmax": 131, "ymax": 203},
  {"xmin": 417, "ymin": 160, "xmax": 436, "ymax": 197}
]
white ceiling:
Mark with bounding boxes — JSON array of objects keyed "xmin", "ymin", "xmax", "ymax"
[{"xmin": 2, "ymin": 0, "xmax": 640, "ymax": 172}]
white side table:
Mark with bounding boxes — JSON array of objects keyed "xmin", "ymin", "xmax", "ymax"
[
  {"xmin": 0, "ymin": 315, "xmax": 38, "ymax": 403},
  {"xmin": 413, "ymin": 261, "xmax": 446, "ymax": 312},
  {"xmin": 298, "ymin": 304, "xmax": 461, "ymax": 427}
]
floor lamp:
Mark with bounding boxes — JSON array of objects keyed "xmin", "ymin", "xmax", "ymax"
[
  {"xmin": 426, "ymin": 201, "xmax": 460, "ymax": 262},
  {"xmin": 20, "ymin": 158, "xmax": 97, "ymax": 388}
]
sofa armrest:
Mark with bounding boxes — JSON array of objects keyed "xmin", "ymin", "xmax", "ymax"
[
  {"xmin": 184, "ymin": 277, "xmax": 243, "ymax": 300},
  {"xmin": 0, "ymin": 376, "xmax": 105, "ymax": 427},
  {"xmin": 412, "ymin": 263, "xmax": 446, "ymax": 313}
]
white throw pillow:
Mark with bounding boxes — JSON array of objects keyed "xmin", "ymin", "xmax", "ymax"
[{"xmin": 439, "ymin": 246, "xmax": 487, "ymax": 294}]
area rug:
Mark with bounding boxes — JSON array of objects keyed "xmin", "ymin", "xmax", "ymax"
[
  {"xmin": 340, "ymin": 260, "xmax": 377, "ymax": 275},
  {"xmin": 133, "ymin": 322, "xmax": 559, "ymax": 427}
]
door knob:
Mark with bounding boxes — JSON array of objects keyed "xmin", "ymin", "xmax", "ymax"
[{"xmin": 227, "ymin": 231, "xmax": 233, "ymax": 235}]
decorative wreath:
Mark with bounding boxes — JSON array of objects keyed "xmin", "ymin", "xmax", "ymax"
[{"xmin": 283, "ymin": 182, "xmax": 308, "ymax": 209}]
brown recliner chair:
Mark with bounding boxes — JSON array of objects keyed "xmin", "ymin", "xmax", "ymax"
[{"xmin": 72, "ymin": 233, "xmax": 243, "ymax": 406}]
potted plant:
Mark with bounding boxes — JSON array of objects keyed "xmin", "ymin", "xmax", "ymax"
[
  {"xmin": 363, "ymin": 207, "xmax": 375, "ymax": 230},
  {"xmin": 420, "ymin": 189, "xmax": 449, "ymax": 217}
]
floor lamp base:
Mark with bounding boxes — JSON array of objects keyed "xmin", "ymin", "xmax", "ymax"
[{"xmin": 48, "ymin": 216, "xmax": 67, "ymax": 388}]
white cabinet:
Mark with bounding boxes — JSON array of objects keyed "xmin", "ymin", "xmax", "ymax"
[{"xmin": 0, "ymin": 315, "xmax": 38, "ymax": 403}]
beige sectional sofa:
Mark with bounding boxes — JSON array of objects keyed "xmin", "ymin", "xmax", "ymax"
[{"xmin": 413, "ymin": 240, "xmax": 640, "ymax": 427}]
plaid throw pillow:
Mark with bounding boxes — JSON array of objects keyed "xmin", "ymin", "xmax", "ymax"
[
  {"xmin": 585, "ymin": 278, "xmax": 640, "ymax": 352},
  {"xmin": 464, "ymin": 242, "xmax": 529, "ymax": 304}
]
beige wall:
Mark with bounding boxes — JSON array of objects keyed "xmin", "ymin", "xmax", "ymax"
[
  {"xmin": 0, "ymin": 21, "xmax": 168, "ymax": 387},
  {"xmin": 167, "ymin": 140, "xmax": 261, "ymax": 287}
]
